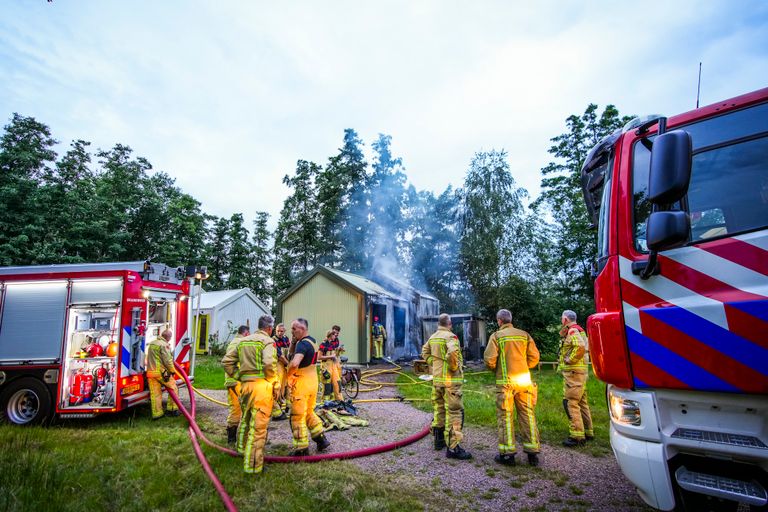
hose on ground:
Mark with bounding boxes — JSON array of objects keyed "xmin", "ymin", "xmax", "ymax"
[{"xmin": 166, "ymin": 360, "xmax": 432, "ymax": 512}]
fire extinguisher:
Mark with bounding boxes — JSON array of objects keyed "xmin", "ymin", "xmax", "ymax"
[
  {"xmin": 69, "ymin": 368, "xmax": 85, "ymax": 405},
  {"xmin": 82, "ymin": 372, "xmax": 94, "ymax": 403},
  {"xmin": 94, "ymin": 364, "xmax": 108, "ymax": 387}
]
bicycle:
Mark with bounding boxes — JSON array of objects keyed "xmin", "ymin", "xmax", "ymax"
[{"xmin": 339, "ymin": 356, "xmax": 360, "ymax": 399}]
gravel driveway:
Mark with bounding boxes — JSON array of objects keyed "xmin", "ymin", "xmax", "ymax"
[{"xmin": 190, "ymin": 371, "xmax": 652, "ymax": 511}]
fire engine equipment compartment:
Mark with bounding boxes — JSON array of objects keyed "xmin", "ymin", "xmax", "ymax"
[{"xmin": 61, "ymin": 279, "xmax": 123, "ymax": 410}]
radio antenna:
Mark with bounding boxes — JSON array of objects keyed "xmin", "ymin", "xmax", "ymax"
[{"xmin": 696, "ymin": 62, "xmax": 702, "ymax": 108}]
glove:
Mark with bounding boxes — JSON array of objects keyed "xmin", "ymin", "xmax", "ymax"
[{"xmin": 161, "ymin": 369, "xmax": 171, "ymax": 383}]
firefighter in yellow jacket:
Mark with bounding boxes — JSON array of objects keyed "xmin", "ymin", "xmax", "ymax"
[
  {"xmin": 371, "ymin": 316, "xmax": 387, "ymax": 359},
  {"xmin": 558, "ymin": 310, "xmax": 593, "ymax": 447},
  {"xmin": 286, "ymin": 318, "xmax": 330, "ymax": 456},
  {"xmin": 146, "ymin": 329, "xmax": 180, "ymax": 419},
  {"xmin": 221, "ymin": 315, "xmax": 279, "ymax": 474},
  {"xmin": 421, "ymin": 314, "xmax": 472, "ymax": 460},
  {"xmin": 220, "ymin": 325, "xmax": 250, "ymax": 445},
  {"xmin": 484, "ymin": 309, "xmax": 541, "ymax": 466}
]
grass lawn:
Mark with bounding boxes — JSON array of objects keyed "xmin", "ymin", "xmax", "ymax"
[
  {"xmin": 396, "ymin": 366, "xmax": 611, "ymax": 457},
  {"xmin": 0, "ymin": 406, "xmax": 443, "ymax": 512},
  {"xmin": 192, "ymin": 354, "xmax": 227, "ymax": 390}
]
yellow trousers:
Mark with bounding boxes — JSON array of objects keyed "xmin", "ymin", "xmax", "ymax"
[
  {"xmin": 431, "ymin": 385, "xmax": 464, "ymax": 449},
  {"xmin": 373, "ymin": 337, "xmax": 384, "ymax": 358},
  {"xmin": 147, "ymin": 374, "xmax": 178, "ymax": 419},
  {"xmin": 321, "ymin": 360, "xmax": 343, "ymax": 401},
  {"xmin": 272, "ymin": 363, "xmax": 287, "ymax": 417},
  {"xmin": 563, "ymin": 370, "xmax": 593, "ymax": 439},
  {"xmin": 496, "ymin": 385, "xmax": 540, "ymax": 454},
  {"xmin": 237, "ymin": 380, "xmax": 274, "ymax": 474},
  {"xmin": 226, "ymin": 383, "xmax": 242, "ymax": 428},
  {"xmin": 289, "ymin": 367, "xmax": 324, "ymax": 450}
]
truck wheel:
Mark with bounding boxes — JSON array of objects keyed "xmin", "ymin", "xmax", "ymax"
[{"xmin": 0, "ymin": 378, "xmax": 53, "ymax": 426}]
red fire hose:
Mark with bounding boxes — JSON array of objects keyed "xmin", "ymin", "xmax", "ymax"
[{"xmin": 168, "ymin": 362, "xmax": 431, "ymax": 511}]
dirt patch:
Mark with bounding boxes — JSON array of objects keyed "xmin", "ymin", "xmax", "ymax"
[{"xmin": 190, "ymin": 371, "xmax": 652, "ymax": 511}]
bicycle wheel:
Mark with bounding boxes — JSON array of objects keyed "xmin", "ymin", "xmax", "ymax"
[{"xmin": 343, "ymin": 372, "xmax": 359, "ymax": 399}]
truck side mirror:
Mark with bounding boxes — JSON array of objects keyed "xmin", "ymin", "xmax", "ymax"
[
  {"xmin": 648, "ymin": 130, "xmax": 692, "ymax": 205},
  {"xmin": 646, "ymin": 211, "xmax": 690, "ymax": 251}
]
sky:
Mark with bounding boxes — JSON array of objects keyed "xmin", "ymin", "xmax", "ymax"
[{"xmin": 1, "ymin": 1, "xmax": 767, "ymax": 230}]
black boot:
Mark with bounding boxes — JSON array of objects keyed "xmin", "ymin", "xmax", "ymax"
[
  {"xmin": 313, "ymin": 433, "xmax": 331, "ymax": 452},
  {"xmin": 288, "ymin": 448, "xmax": 309, "ymax": 457},
  {"xmin": 432, "ymin": 427, "xmax": 446, "ymax": 450},
  {"xmin": 562, "ymin": 437, "xmax": 585, "ymax": 448},
  {"xmin": 494, "ymin": 453, "xmax": 516, "ymax": 466},
  {"xmin": 227, "ymin": 426, "xmax": 237, "ymax": 446},
  {"xmin": 446, "ymin": 444, "xmax": 472, "ymax": 460},
  {"xmin": 527, "ymin": 453, "xmax": 540, "ymax": 466}
]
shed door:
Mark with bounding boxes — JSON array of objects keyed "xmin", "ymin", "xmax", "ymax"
[{"xmin": 0, "ymin": 281, "xmax": 69, "ymax": 362}]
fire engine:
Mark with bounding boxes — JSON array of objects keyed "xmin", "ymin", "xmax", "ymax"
[
  {"xmin": 0, "ymin": 261, "xmax": 195, "ymax": 425},
  {"xmin": 581, "ymin": 88, "xmax": 768, "ymax": 510}
]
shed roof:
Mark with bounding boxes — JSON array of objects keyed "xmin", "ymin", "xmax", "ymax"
[
  {"xmin": 277, "ymin": 266, "xmax": 405, "ymax": 304},
  {"xmin": 196, "ymin": 288, "xmax": 269, "ymax": 313}
]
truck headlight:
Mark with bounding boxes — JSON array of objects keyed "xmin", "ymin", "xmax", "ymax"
[{"xmin": 609, "ymin": 391, "xmax": 641, "ymax": 426}]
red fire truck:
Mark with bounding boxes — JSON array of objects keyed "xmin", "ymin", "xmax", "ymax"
[
  {"xmin": 581, "ymin": 88, "xmax": 768, "ymax": 510},
  {"xmin": 0, "ymin": 261, "xmax": 194, "ymax": 425}
]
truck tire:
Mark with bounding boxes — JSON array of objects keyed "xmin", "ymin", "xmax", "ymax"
[{"xmin": 0, "ymin": 377, "xmax": 53, "ymax": 426}]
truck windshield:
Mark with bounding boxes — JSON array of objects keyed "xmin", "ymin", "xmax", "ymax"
[{"xmin": 632, "ymin": 102, "xmax": 768, "ymax": 251}]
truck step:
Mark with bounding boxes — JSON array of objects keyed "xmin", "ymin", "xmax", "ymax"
[
  {"xmin": 672, "ymin": 428, "xmax": 767, "ymax": 449},
  {"xmin": 675, "ymin": 467, "xmax": 767, "ymax": 507}
]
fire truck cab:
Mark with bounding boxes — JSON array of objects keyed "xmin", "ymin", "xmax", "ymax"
[
  {"xmin": 581, "ymin": 88, "xmax": 768, "ymax": 511},
  {"xmin": 0, "ymin": 261, "xmax": 194, "ymax": 425}
]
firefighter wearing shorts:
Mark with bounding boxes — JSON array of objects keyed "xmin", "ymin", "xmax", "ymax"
[
  {"xmin": 319, "ymin": 329, "xmax": 343, "ymax": 402},
  {"xmin": 221, "ymin": 315, "xmax": 278, "ymax": 474},
  {"xmin": 146, "ymin": 329, "xmax": 180, "ymax": 420},
  {"xmin": 271, "ymin": 324, "xmax": 291, "ymax": 420},
  {"xmin": 421, "ymin": 313, "xmax": 472, "ymax": 460},
  {"xmin": 484, "ymin": 309, "xmax": 541, "ymax": 466},
  {"xmin": 221, "ymin": 325, "xmax": 251, "ymax": 444},
  {"xmin": 558, "ymin": 310, "xmax": 593, "ymax": 447},
  {"xmin": 286, "ymin": 318, "xmax": 330, "ymax": 456}
]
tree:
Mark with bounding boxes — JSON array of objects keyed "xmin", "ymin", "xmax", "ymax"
[
  {"xmin": 0, "ymin": 114, "xmax": 57, "ymax": 265},
  {"xmin": 366, "ymin": 134, "xmax": 408, "ymax": 278},
  {"xmin": 226, "ymin": 213, "xmax": 250, "ymax": 288},
  {"xmin": 205, "ymin": 216, "xmax": 231, "ymax": 289},
  {"xmin": 533, "ymin": 104, "xmax": 633, "ymax": 314},
  {"xmin": 272, "ymin": 160, "xmax": 322, "ymax": 299},
  {"xmin": 316, "ymin": 129, "xmax": 368, "ymax": 270},
  {"xmin": 247, "ymin": 211, "xmax": 272, "ymax": 305}
]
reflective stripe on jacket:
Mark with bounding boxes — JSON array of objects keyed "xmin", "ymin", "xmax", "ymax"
[
  {"xmin": 146, "ymin": 337, "xmax": 174, "ymax": 376},
  {"xmin": 421, "ymin": 326, "xmax": 462, "ymax": 387},
  {"xmin": 558, "ymin": 323, "xmax": 588, "ymax": 372},
  {"xmin": 221, "ymin": 330, "xmax": 277, "ymax": 383},
  {"xmin": 484, "ymin": 323, "xmax": 540, "ymax": 386},
  {"xmin": 222, "ymin": 335, "xmax": 247, "ymax": 387}
]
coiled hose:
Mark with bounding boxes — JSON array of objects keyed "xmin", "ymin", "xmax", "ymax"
[{"xmin": 167, "ymin": 361, "xmax": 432, "ymax": 512}]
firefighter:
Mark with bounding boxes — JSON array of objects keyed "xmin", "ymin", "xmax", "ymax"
[
  {"xmin": 319, "ymin": 329, "xmax": 343, "ymax": 402},
  {"xmin": 286, "ymin": 318, "xmax": 330, "ymax": 456},
  {"xmin": 146, "ymin": 329, "xmax": 180, "ymax": 420},
  {"xmin": 271, "ymin": 323, "xmax": 291, "ymax": 421},
  {"xmin": 558, "ymin": 310, "xmax": 594, "ymax": 447},
  {"xmin": 421, "ymin": 313, "xmax": 472, "ymax": 460},
  {"xmin": 221, "ymin": 315, "xmax": 279, "ymax": 474},
  {"xmin": 371, "ymin": 316, "xmax": 387, "ymax": 360},
  {"xmin": 220, "ymin": 325, "xmax": 250, "ymax": 445},
  {"xmin": 484, "ymin": 309, "xmax": 541, "ymax": 466}
]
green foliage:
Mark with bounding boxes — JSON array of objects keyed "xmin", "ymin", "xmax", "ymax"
[
  {"xmin": 0, "ymin": 412, "xmax": 435, "ymax": 512},
  {"xmin": 533, "ymin": 104, "xmax": 634, "ymax": 317},
  {"xmin": 248, "ymin": 211, "xmax": 272, "ymax": 306}
]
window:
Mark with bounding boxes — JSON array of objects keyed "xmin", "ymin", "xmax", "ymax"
[
  {"xmin": 596, "ymin": 154, "xmax": 615, "ymax": 266},
  {"xmin": 632, "ymin": 102, "xmax": 768, "ymax": 251}
]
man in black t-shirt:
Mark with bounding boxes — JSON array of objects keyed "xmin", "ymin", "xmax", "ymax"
[{"xmin": 286, "ymin": 318, "xmax": 329, "ymax": 456}]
